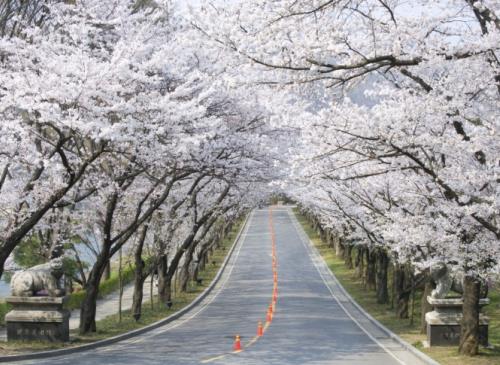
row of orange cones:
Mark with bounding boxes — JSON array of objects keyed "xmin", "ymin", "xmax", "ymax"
[
  {"xmin": 234, "ymin": 293, "xmax": 278, "ymax": 350},
  {"xmin": 234, "ymin": 280, "xmax": 278, "ymax": 349},
  {"xmin": 234, "ymin": 211, "xmax": 278, "ymax": 352}
]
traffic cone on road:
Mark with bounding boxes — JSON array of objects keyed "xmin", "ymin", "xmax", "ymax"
[
  {"xmin": 233, "ymin": 335, "xmax": 242, "ymax": 351},
  {"xmin": 257, "ymin": 321, "xmax": 264, "ymax": 337},
  {"xmin": 266, "ymin": 308, "xmax": 273, "ymax": 323}
]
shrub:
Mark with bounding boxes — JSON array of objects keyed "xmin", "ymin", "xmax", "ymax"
[
  {"xmin": 0, "ymin": 302, "xmax": 11, "ymax": 326},
  {"xmin": 65, "ymin": 264, "xmax": 135, "ymax": 310}
]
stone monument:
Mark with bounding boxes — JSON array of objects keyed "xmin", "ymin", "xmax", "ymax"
[
  {"xmin": 425, "ymin": 262, "xmax": 489, "ymax": 347},
  {"xmin": 6, "ymin": 244, "xmax": 70, "ymax": 342}
]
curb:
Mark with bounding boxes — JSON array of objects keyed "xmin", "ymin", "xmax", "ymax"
[
  {"xmin": 290, "ymin": 209, "xmax": 441, "ymax": 365},
  {"xmin": 0, "ymin": 213, "xmax": 251, "ymax": 363}
]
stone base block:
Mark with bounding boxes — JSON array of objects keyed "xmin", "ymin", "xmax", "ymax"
[
  {"xmin": 6, "ymin": 320, "xmax": 69, "ymax": 342},
  {"xmin": 426, "ymin": 323, "xmax": 489, "ymax": 347},
  {"xmin": 425, "ymin": 296, "xmax": 490, "ymax": 347},
  {"xmin": 5, "ymin": 296, "xmax": 70, "ymax": 342}
]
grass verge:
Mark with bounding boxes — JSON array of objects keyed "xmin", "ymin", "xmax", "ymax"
[
  {"xmin": 0, "ymin": 218, "xmax": 245, "ymax": 355},
  {"xmin": 293, "ymin": 208, "xmax": 499, "ymax": 365},
  {"xmin": 0, "ymin": 303, "xmax": 10, "ymax": 327},
  {"xmin": 65, "ymin": 265, "xmax": 136, "ymax": 311}
]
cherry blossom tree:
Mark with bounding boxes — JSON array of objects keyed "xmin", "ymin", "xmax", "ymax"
[
  {"xmin": 0, "ymin": 0, "xmax": 278, "ymax": 334},
  {"xmin": 195, "ymin": 0, "xmax": 499, "ymax": 355}
]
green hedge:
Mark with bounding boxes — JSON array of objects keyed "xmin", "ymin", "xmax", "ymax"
[
  {"xmin": 0, "ymin": 302, "xmax": 11, "ymax": 326},
  {"xmin": 65, "ymin": 265, "xmax": 135, "ymax": 310}
]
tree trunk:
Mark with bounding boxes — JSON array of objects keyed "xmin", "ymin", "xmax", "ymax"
[
  {"xmin": 220, "ymin": 222, "xmax": 227, "ymax": 243},
  {"xmin": 150, "ymin": 274, "xmax": 154, "ymax": 310},
  {"xmin": 131, "ymin": 224, "xmax": 149, "ymax": 321},
  {"xmin": 200, "ymin": 250, "xmax": 207, "ymax": 271},
  {"xmin": 459, "ymin": 275, "xmax": 481, "ymax": 356},
  {"xmin": 318, "ymin": 225, "xmax": 325, "ymax": 241},
  {"xmin": 132, "ymin": 273, "xmax": 147, "ymax": 321},
  {"xmin": 365, "ymin": 249, "xmax": 376, "ymax": 290},
  {"xmin": 118, "ymin": 248, "xmax": 123, "ymax": 323},
  {"xmin": 410, "ymin": 274, "xmax": 416, "ymax": 326},
  {"xmin": 312, "ymin": 219, "xmax": 318, "ymax": 233},
  {"xmin": 354, "ymin": 247, "xmax": 363, "ymax": 278},
  {"xmin": 79, "ymin": 262, "xmax": 107, "ymax": 334},
  {"xmin": 394, "ymin": 264, "xmax": 410, "ymax": 318},
  {"xmin": 180, "ymin": 215, "xmax": 221, "ymax": 292},
  {"xmin": 335, "ymin": 237, "xmax": 345, "ymax": 258},
  {"xmin": 325, "ymin": 230, "xmax": 332, "ymax": 248},
  {"xmin": 192, "ymin": 261, "xmax": 200, "ymax": 284},
  {"xmin": 375, "ymin": 250, "xmax": 389, "ymax": 304},
  {"xmin": 344, "ymin": 244, "xmax": 353, "ymax": 269},
  {"xmin": 179, "ymin": 265, "xmax": 190, "ymax": 293},
  {"xmin": 79, "ymin": 279, "xmax": 98, "ymax": 333},
  {"xmin": 214, "ymin": 234, "xmax": 220, "ymax": 251},
  {"xmin": 180, "ymin": 241, "xmax": 197, "ymax": 292},
  {"xmin": 193, "ymin": 238, "xmax": 213, "ymax": 285},
  {"xmin": 164, "ymin": 276, "xmax": 173, "ymax": 305},
  {"xmin": 362, "ymin": 247, "xmax": 368, "ymax": 285},
  {"xmin": 79, "ymin": 194, "xmax": 118, "ymax": 334},
  {"xmin": 104, "ymin": 260, "xmax": 111, "ymax": 281},
  {"xmin": 420, "ymin": 274, "xmax": 434, "ymax": 334},
  {"xmin": 157, "ymin": 254, "xmax": 170, "ymax": 305}
]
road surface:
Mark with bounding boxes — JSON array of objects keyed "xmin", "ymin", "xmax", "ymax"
[{"xmin": 16, "ymin": 207, "xmax": 431, "ymax": 365}]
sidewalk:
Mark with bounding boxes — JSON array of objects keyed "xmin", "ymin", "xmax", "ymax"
[{"xmin": 0, "ymin": 278, "xmax": 155, "ymax": 340}]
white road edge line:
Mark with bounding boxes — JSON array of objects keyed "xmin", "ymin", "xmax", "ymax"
[
  {"xmin": 288, "ymin": 209, "xmax": 407, "ymax": 365},
  {"xmin": 99, "ymin": 211, "xmax": 254, "ymax": 349}
]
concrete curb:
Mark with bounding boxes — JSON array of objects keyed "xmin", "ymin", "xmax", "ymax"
[
  {"xmin": 0, "ymin": 213, "xmax": 251, "ymax": 363},
  {"xmin": 290, "ymin": 209, "xmax": 441, "ymax": 365}
]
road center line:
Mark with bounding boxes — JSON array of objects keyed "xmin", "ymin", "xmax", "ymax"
[{"xmin": 201, "ymin": 207, "xmax": 279, "ymax": 363}]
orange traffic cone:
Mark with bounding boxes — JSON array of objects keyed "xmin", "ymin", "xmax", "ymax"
[
  {"xmin": 266, "ymin": 308, "xmax": 273, "ymax": 323},
  {"xmin": 233, "ymin": 335, "xmax": 242, "ymax": 351},
  {"xmin": 257, "ymin": 321, "xmax": 264, "ymax": 336}
]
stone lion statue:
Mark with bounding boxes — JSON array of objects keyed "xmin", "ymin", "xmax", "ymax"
[
  {"xmin": 10, "ymin": 257, "xmax": 65, "ymax": 297},
  {"xmin": 430, "ymin": 261, "xmax": 488, "ymax": 299}
]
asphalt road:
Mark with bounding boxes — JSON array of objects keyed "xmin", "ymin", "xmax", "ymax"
[{"xmin": 17, "ymin": 207, "xmax": 431, "ymax": 365}]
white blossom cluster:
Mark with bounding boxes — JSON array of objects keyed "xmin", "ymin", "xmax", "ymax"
[
  {"xmin": 194, "ymin": 0, "xmax": 499, "ymax": 276},
  {"xmin": 0, "ymin": 0, "xmax": 279, "ymax": 278}
]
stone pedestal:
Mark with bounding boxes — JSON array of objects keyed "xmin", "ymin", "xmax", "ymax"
[
  {"xmin": 425, "ymin": 296, "xmax": 489, "ymax": 347},
  {"xmin": 5, "ymin": 296, "xmax": 70, "ymax": 342}
]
